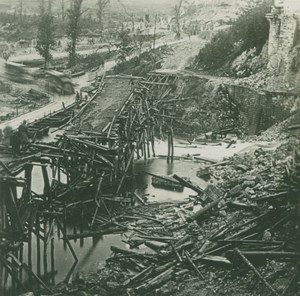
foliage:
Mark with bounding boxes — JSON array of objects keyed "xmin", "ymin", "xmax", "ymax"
[
  {"xmin": 0, "ymin": 13, "xmax": 39, "ymax": 42},
  {"xmin": 195, "ymin": 0, "xmax": 272, "ymax": 70},
  {"xmin": 113, "ymin": 45, "xmax": 171, "ymax": 77},
  {"xmin": 70, "ymin": 50, "xmax": 116, "ymax": 73},
  {"xmin": 36, "ymin": 1, "xmax": 55, "ymax": 69},
  {"xmin": 67, "ymin": 0, "xmax": 84, "ymax": 67},
  {"xmin": 0, "ymin": 42, "xmax": 12, "ymax": 62},
  {"xmin": 173, "ymin": 0, "xmax": 184, "ymax": 39},
  {"xmin": 115, "ymin": 29, "xmax": 135, "ymax": 64},
  {"xmin": 3, "ymin": 126, "xmax": 13, "ymax": 140}
]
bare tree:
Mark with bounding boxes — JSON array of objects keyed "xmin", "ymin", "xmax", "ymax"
[
  {"xmin": 173, "ymin": 0, "xmax": 184, "ymax": 39},
  {"xmin": 36, "ymin": 0, "xmax": 55, "ymax": 69},
  {"xmin": 117, "ymin": 0, "xmax": 135, "ymax": 32},
  {"xmin": 67, "ymin": 0, "xmax": 85, "ymax": 66},
  {"xmin": 60, "ymin": 0, "xmax": 67, "ymax": 23},
  {"xmin": 19, "ymin": 0, "xmax": 23, "ymax": 17},
  {"xmin": 97, "ymin": 0, "xmax": 110, "ymax": 32}
]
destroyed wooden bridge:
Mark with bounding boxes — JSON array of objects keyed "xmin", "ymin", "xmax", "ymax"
[{"xmin": 0, "ymin": 72, "xmax": 180, "ymax": 294}]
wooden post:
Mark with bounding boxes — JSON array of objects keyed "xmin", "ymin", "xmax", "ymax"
[
  {"xmin": 42, "ymin": 166, "xmax": 51, "ymax": 203},
  {"xmin": 27, "ymin": 213, "xmax": 35, "ymax": 282},
  {"xmin": 151, "ymin": 125, "xmax": 156, "ymax": 157},
  {"xmin": 146, "ymin": 128, "xmax": 151, "ymax": 158},
  {"xmin": 1, "ymin": 184, "xmax": 23, "ymax": 232},
  {"xmin": 143, "ymin": 132, "xmax": 147, "ymax": 160},
  {"xmin": 36, "ymin": 214, "xmax": 41, "ymax": 277},
  {"xmin": 23, "ymin": 164, "xmax": 33, "ymax": 202},
  {"xmin": 50, "ymin": 219, "xmax": 55, "ymax": 285},
  {"xmin": 43, "ymin": 217, "xmax": 48, "ymax": 280},
  {"xmin": 56, "ymin": 219, "xmax": 78, "ymax": 262},
  {"xmin": 167, "ymin": 130, "xmax": 171, "ymax": 163},
  {"xmin": 19, "ymin": 243, "xmax": 23, "ymax": 283}
]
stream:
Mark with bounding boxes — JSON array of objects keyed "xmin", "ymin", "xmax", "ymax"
[
  {"xmin": 11, "ymin": 139, "xmax": 209, "ymax": 289},
  {"xmin": 11, "ymin": 137, "xmax": 276, "ymax": 288}
]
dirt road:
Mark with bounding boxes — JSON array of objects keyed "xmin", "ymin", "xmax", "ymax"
[{"xmin": 0, "ymin": 37, "xmax": 192, "ymax": 131}]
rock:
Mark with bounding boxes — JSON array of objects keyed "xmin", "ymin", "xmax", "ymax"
[
  {"xmin": 202, "ymin": 185, "xmax": 224, "ymax": 202},
  {"xmin": 243, "ymin": 180, "xmax": 256, "ymax": 187},
  {"xmin": 219, "ymin": 210, "xmax": 227, "ymax": 217},
  {"xmin": 228, "ymin": 184, "xmax": 243, "ymax": 197},
  {"xmin": 156, "ymin": 281, "xmax": 178, "ymax": 295},
  {"xmin": 126, "ymin": 288, "xmax": 135, "ymax": 296},
  {"xmin": 18, "ymin": 293, "xmax": 34, "ymax": 296},
  {"xmin": 236, "ymin": 164, "xmax": 248, "ymax": 172}
]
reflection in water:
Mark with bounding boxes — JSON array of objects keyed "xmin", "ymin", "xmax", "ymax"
[
  {"xmin": 134, "ymin": 158, "xmax": 206, "ymax": 202},
  {"xmin": 21, "ymin": 224, "xmax": 127, "ymax": 287},
  {"xmin": 7, "ymin": 144, "xmax": 207, "ymax": 294}
]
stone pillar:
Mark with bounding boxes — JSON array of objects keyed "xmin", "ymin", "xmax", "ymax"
[{"xmin": 266, "ymin": 8, "xmax": 282, "ymax": 70}]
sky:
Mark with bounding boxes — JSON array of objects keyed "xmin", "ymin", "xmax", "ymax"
[{"xmin": 0, "ymin": 0, "xmax": 242, "ymax": 16}]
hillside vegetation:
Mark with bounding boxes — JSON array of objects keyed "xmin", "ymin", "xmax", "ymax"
[{"xmin": 194, "ymin": 0, "xmax": 272, "ymax": 74}]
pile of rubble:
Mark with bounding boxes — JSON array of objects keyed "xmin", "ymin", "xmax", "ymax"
[
  {"xmin": 258, "ymin": 112, "xmax": 300, "ymax": 142},
  {"xmin": 50, "ymin": 140, "xmax": 300, "ymax": 296}
]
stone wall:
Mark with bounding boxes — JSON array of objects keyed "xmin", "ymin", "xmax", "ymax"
[
  {"xmin": 266, "ymin": 8, "xmax": 298, "ymax": 73},
  {"xmin": 176, "ymin": 75, "xmax": 296, "ymax": 135},
  {"xmin": 226, "ymin": 84, "xmax": 296, "ymax": 134}
]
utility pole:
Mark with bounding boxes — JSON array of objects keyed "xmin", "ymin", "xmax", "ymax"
[{"xmin": 153, "ymin": 14, "xmax": 157, "ymax": 50}]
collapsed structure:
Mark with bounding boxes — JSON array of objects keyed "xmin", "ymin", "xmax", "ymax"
[{"xmin": 0, "ymin": 72, "xmax": 179, "ymax": 295}]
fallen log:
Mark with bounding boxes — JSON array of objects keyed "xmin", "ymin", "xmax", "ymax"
[
  {"xmin": 234, "ymin": 248, "xmax": 280, "ymax": 296},
  {"xmin": 193, "ymin": 156, "xmax": 217, "ymax": 164},
  {"xmin": 194, "ymin": 255, "xmax": 232, "ymax": 267},
  {"xmin": 135, "ymin": 266, "xmax": 175, "ymax": 294},
  {"xmin": 228, "ymin": 250, "xmax": 300, "ymax": 260},
  {"xmin": 217, "ymin": 240, "xmax": 284, "ymax": 246},
  {"xmin": 212, "ymin": 210, "xmax": 278, "ymax": 241},
  {"xmin": 122, "ymin": 264, "xmax": 154, "ymax": 287},
  {"xmin": 141, "ymin": 171, "xmax": 180, "ymax": 185},
  {"xmin": 184, "ymin": 250, "xmax": 204, "ymax": 279},
  {"xmin": 187, "ymin": 193, "xmax": 227, "ymax": 223},
  {"xmin": 145, "ymin": 240, "xmax": 168, "ymax": 251},
  {"xmin": 171, "ymin": 241, "xmax": 182, "ymax": 262},
  {"xmin": 134, "ymin": 192, "xmax": 146, "ymax": 205},
  {"xmin": 152, "ymin": 261, "xmax": 176, "ymax": 276},
  {"xmin": 137, "ymin": 235, "xmax": 177, "ymax": 242},
  {"xmin": 111, "ymin": 246, "xmax": 149, "ymax": 256},
  {"xmin": 173, "ymin": 174, "xmax": 204, "ymax": 194},
  {"xmin": 174, "ymin": 235, "xmax": 191, "ymax": 248}
]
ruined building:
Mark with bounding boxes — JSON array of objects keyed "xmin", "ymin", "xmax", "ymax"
[{"xmin": 266, "ymin": 0, "xmax": 300, "ymax": 91}]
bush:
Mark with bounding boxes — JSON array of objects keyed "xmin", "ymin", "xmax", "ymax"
[
  {"xmin": 195, "ymin": 0, "xmax": 272, "ymax": 70},
  {"xmin": 3, "ymin": 126, "xmax": 13, "ymax": 140},
  {"xmin": 113, "ymin": 46, "xmax": 171, "ymax": 77}
]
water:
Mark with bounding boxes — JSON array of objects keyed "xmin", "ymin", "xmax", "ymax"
[
  {"xmin": 10, "ymin": 135, "xmax": 207, "ymax": 290},
  {"xmin": 21, "ymin": 228, "xmax": 127, "ymax": 286},
  {"xmin": 18, "ymin": 155, "xmax": 204, "ymax": 287},
  {"xmin": 134, "ymin": 158, "xmax": 206, "ymax": 202}
]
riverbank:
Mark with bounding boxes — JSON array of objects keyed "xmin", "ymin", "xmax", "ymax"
[
  {"xmin": 45, "ymin": 137, "xmax": 299, "ymax": 296},
  {"xmin": 12, "ymin": 136, "xmax": 291, "ymax": 296}
]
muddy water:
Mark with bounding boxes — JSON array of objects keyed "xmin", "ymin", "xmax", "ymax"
[
  {"xmin": 14, "ymin": 140, "xmax": 207, "ymax": 287},
  {"xmin": 20, "ymin": 228, "xmax": 127, "ymax": 286},
  {"xmin": 134, "ymin": 158, "xmax": 205, "ymax": 202}
]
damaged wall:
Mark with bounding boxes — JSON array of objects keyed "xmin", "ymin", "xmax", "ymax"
[{"xmin": 175, "ymin": 75, "xmax": 296, "ymax": 135}]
